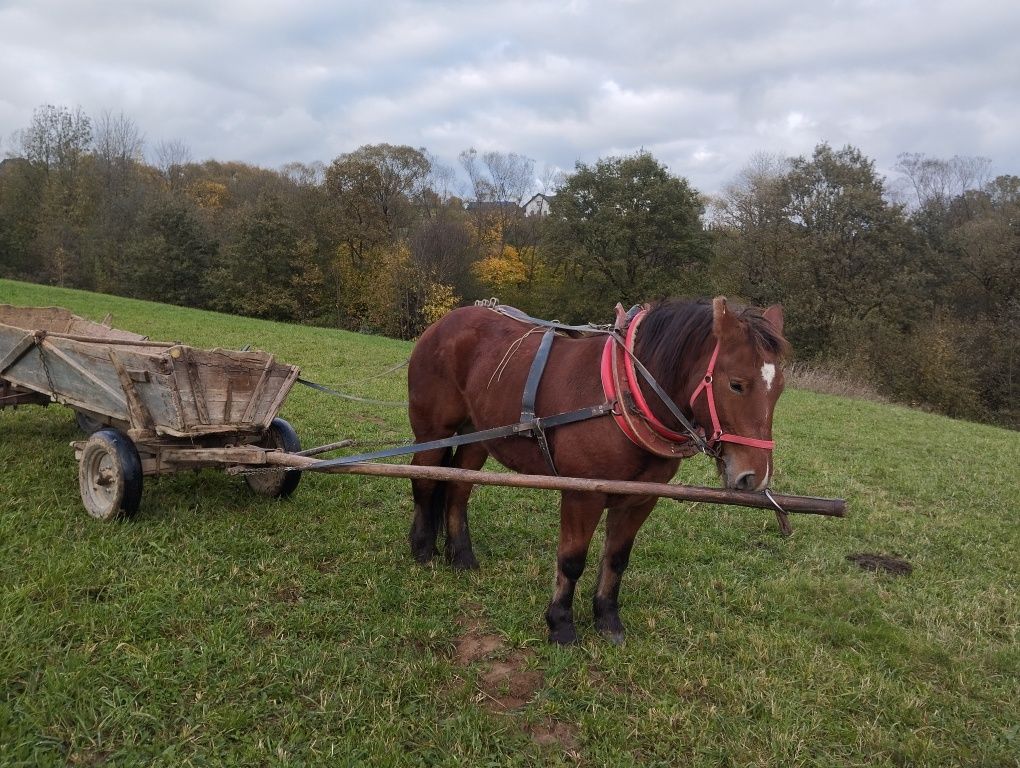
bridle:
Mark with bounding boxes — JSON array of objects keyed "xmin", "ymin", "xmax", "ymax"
[
  {"xmin": 687, "ymin": 336, "xmax": 775, "ymax": 450},
  {"xmin": 605, "ymin": 309, "xmax": 775, "ymax": 456}
]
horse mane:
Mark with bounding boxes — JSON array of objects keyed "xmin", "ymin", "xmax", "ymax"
[{"xmin": 635, "ymin": 298, "xmax": 791, "ymax": 395}]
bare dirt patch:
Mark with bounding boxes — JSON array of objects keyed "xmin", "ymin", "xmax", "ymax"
[
  {"xmin": 453, "ymin": 608, "xmax": 544, "ymax": 711},
  {"xmin": 455, "ymin": 631, "xmax": 505, "ymax": 664},
  {"xmin": 314, "ymin": 558, "xmax": 339, "ymax": 574},
  {"xmin": 274, "ymin": 584, "xmax": 304, "ymax": 604},
  {"xmin": 847, "ymin": 552, "xmax": 913, "ymax": 576},
  {"xmin": 529, "ymin": 718, "xmax": 580, "ymax": 751},
  {"xmin": 477, "ymin": 653, "xmax": 544, "ymax": 711}
]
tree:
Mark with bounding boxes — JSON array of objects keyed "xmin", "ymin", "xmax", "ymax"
[
  {"xmin": 325, "ymin": 144, "xmax": 431, "ymax": 263},
  {"xmin": 126, "ymin": 198, "xmax": 217, "ymax": 307},
  {"xmin": 459, "ymin": 148, "xmax": 535, "ymax": 247},
  {"xmin": 546, "ymin": 151, "xmax": 709, "ymax": 314},
  {"xmin": 13, "ymin": 105, "xmax": 95, "ymax": 286},
  {"xmin": 152, "ymin": 139, "xmax": 192, "ymax": 193},
  {"xmin": 206, "ymin": 196, "xmax": 305, "ymax": 320},
  {"xmin": 710, "ymin": 152, "xmax": 794, "ymax": 305},
  {"xmin": 778, "ymin": 143, "xmax": 920, "ymax": 355}
]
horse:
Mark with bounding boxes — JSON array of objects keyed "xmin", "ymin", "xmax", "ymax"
[{"xmin": 406, "ymin": 296, "xmax": 789, "ymax": 644}]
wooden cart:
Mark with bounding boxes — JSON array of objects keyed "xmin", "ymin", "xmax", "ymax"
[{"xmin": 0, "ymin": 305, "xmax": 301, "ymax": 520}]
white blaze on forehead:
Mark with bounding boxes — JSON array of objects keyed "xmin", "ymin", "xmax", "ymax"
[{"xmin": 761, "ymin": 363, "xmax": 777, "ymax": 392}]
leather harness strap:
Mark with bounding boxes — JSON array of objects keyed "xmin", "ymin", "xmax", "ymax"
[
  {"xmin": 487, "ymin": 302, "xmax": 775, "ymax": 463},
  {"xmin": 688, "ymin": 338, "xmax": 775, "ymax": 450},
  {"xmin": 601, "ymin": 321, "xmax": 703, "ymax": 459},
  {"xmin": 520, "ymin": 329, "xmax": 559, "ymax": 474}
]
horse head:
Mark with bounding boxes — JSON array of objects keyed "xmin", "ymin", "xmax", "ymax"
[{"xmin": 693, "ymin": 297, "xmax": 788, "ymax": 492}]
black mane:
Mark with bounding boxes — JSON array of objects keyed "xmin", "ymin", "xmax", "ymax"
[{"xmin": 635, "ymin": 298, "xmax": 790, "ymax": 396}]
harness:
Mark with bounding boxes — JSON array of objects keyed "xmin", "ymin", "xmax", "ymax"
[
  {"xmin": 307, "ymin": 303, "xmax": 774, "ymax": 475},
  {"xmin": 508, "ymin": 304, "xmax": 774, "ymax": 471}
]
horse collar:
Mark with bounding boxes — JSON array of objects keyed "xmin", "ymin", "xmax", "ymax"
[{"xmin": 601, "ymin": 309, "xmax": 775, "ymax": 456}]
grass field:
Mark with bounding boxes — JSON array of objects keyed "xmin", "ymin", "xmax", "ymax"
[{"xmin": 1, "ymin": 279, "xmax": 1018, "ymax": 767}]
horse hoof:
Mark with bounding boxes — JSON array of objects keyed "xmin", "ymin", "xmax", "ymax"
[
  {"xmin": 410, "ymin": 542, "xmax": 438, "ymax": 564},
  {"xmin": 450, "ymin": 551, "xmax": 480, "ymax": 570},
  {"xmin": 548, "ymin": 625, "xmax": 578, "ymax": 645},
  {"xmin": 599, "ymin": 629, "xmax": 626, "ymax": 645}
]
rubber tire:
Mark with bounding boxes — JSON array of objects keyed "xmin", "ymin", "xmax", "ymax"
[
  {"xmin": 245, "ymin": 418, "xmax": 302, "ymax": 499},
  {"xmin": 78, "ymin": 429, "xmax": 143, "ymax": 521}
]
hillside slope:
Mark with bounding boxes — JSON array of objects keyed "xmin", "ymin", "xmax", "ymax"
[{"xmin": 1, "ymin": 279, "xmax": 1017, "ymax": 767}]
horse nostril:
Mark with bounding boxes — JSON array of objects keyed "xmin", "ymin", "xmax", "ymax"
[{"xmin": 734, "ymin": 471, "xmax": 757, "ymax": 491}]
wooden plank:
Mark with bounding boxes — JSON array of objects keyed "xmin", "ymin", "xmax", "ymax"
[
  {"xmin": 39, "ymin": 339, "xmax": 128, "ymax": 411},
  {"xmin": 108, "ymin": 349, "xmax": 155, "ymax": 433},
  {"xmin": 0, "ymin": 332, "xmax": 37, "ymax": 376},
  {"xmin": 183, "ymin": 348, "xmax": 210, "ymax": 425},
  {"xmin": 223, "ymin": 378, "xmax": 233, "ymax": 423},
  {"xmin": 258, "ymin": 364, "xmax": 300, "ymax": 428},
  {"xmin": 42, "ymin": 333, "xmax": 175, "ymax": 348},
  {"xmin": 240, "ymin": 355, "xmax": 274, "ymax": 424},
  {"xmin": 150, "ymin": 423, "xmax": 264, "ymax": 439},
  {"xmin": 257, "ymin": 454, "xmax": 849, "ymax": 518},
  {"xmin": 160, "ymin": 446, "xmax": 268, "ymax": 465}
]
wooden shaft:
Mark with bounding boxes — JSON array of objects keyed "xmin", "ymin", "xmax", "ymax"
[
  {"xmin": 296, "ymin": 438, "xmax": 356, "ymax": 457},
  {"xmin": 262, "ymin": 453, "xmax": 846, "ymax": 517},
  {"xmin": 41, "ymin": 332, "xmax": 175, "ymax": 347}
]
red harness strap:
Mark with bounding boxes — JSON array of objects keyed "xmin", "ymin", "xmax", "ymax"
[
  {"xmin": 688, "ymin": 339, "xmax": 775, "ymax": 450},
  {"xmin": 602, "ymin": 309, "xmax": 775, "ymax": 454}
]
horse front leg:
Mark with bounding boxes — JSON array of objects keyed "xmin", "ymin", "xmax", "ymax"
[
  {"xmin": 545, "ymin": 491, "xmax": 605, "ymax": 645},
  {"xmin": 593, "ymin": 497, "xmax": 656, "ymax": 644}
]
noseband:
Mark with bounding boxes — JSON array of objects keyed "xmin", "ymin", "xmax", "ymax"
[{"xmin": 602, "ymin": 309, "xmax": 775, "ymax": 457}]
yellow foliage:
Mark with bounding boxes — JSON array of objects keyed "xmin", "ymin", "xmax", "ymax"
[
  {"xmin": 477, "ymin": 220, "xmax": 505, "ymax": 253},
  {"xmin": 422, "ymin": 282, "xmax": 458, "ymax": 325},
  {"xmin": 188, "ymin": 180, "xmax": 229, "ymax": 210},
  {"xmin": 472, "ymin": 244, "xmax": 526, "ymax": 289}
]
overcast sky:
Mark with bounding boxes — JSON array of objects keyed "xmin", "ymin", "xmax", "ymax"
[{"xmin": 1, "ymin": 0, "xmax": 1017, "ymax": 195}]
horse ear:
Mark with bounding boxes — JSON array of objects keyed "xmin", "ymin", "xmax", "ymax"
[
  {"xmin": 763, "ymin": 304, "xmax": 784, "ymax": 334},
  {"xmin": 614, "ymin": 302, "xmax": 628, "ymax": 331},
  {"xmin": 713, "ymin": 296, "xmax": 738, "ymax": 339}
]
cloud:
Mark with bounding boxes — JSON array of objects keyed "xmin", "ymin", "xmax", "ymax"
[{"xmin": 1, "ymin": 0, "xmax": 1017, "ymax": 193}]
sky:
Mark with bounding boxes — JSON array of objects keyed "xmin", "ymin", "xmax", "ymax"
[{"xmin": 0, "ymin": 0, "xmax": 1018, "ymax": 196}]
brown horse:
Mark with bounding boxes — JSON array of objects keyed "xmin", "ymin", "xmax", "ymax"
[{"xmin": 407, "ymin": 296, "xmax": 788, "ymax": 644}]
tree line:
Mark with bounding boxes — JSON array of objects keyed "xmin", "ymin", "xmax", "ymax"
[{"xmin": 0, "ymin": 105, "xmax": 1016, "ymax": 428}]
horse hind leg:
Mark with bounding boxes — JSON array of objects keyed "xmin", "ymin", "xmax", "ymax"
[
  {"xmin": 407, "ymin": 382, "xmax": 469, "ymax": 564},
  {"xmin": 409, "ymin": 447, "xmax": 451, "ymax": 564},
  {"xmin": 443, "ymin": 442, "xmax": 488, "ymax": 570}
]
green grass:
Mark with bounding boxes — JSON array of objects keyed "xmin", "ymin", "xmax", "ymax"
[{"xmin": 1, "ymin": 278, "xmax": 1018, "ymax": 767}]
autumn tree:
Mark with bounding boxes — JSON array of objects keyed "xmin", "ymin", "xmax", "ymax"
[
  {"xmin": 546, "ymin": 151, "xmax": 709, "ymax": 317},
  {"xmin": 710, "ymin": 152, "xmax": 793, "ymax": 306},
  {"xmin": 123, "ymin": 197, "xmax": 217, "ymax": 307},
  {"xmin": 12, "ymin": 105, "xmax": 95, "ymax": 286},
  {"xmin": 777, "ymin": 143, "xmax": 920, "ymax": 355}
]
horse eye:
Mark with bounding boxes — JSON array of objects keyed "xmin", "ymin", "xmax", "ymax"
[{"xmin": 729, "ymin": 380, "xmax": 745, "ymax": 394}]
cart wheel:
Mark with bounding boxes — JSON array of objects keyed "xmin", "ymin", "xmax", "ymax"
[
  {"xmin": 245, "ymin": 418, "xmax": 302, "ymax": 499},
  {"xmin": 75, "ymin": 410, "xmax": 104, "ymax": 435},
  {"xmin": 78, "ymin": 429, "xmax": 143, "ymax": 521}
]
